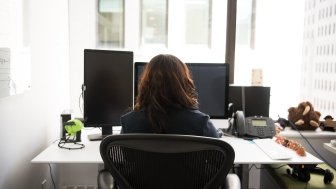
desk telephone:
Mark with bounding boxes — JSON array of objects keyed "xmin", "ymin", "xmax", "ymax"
[{"xmin": 234, "ymin": 111, "xmax": 275, "ymax": 138}]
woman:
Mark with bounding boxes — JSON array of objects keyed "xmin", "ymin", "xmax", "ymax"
[{"xmin": 121, "ymin": 54, "xmax": 218, "ymax": 138}]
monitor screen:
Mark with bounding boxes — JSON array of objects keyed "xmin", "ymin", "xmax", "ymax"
[
  {"xmin": 229, "ymin": 86, "xmax": 270, "ymax": 117},
  {"xmin": 84, "ymin": 49, "xmax": 133, "ymax": 140},
  {"xmin": 134, "ymin": 62, "xmax": 229, "ymax": 119}
]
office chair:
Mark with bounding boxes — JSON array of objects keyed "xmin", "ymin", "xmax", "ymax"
[{"xmin": 98, "ymin": 134, "xmax": 240, "ymax": 189}]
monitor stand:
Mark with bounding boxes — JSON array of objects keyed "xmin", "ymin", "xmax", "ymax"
[{"xmin": 87, "ymin": 126, "xmax": 112, "ymax": 141}]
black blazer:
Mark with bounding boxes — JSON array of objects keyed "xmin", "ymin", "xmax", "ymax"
[{"xmin": 121, "ymin": 109, "xmax": 219, "ymax": 138}]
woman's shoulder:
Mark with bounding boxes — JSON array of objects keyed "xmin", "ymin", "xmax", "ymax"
[
  {"xmin": 121, "ymin": 109, "xmax": 147, "ymax": 126},
  {"xmin": 121, "ymin": 109, "xmax": 145, "ymax": 119},
  {"xmin": 185, "ymin": 108, "xmax": 207, "ymax": 115},
  {"xmin": 174, "ymin": 108, "xmax": 209, "ymax": 118}
]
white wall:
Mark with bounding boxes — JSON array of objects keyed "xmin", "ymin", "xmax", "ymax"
[
  {"xmin": 0, "ymin": 0, "xmax": 69, "ymax": 188},
  {"xmin": 69, "ymin": 0, "xmax": 96, "ymax": 118}
]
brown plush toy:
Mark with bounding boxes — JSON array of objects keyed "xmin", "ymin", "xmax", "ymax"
[
  {"xmin": 287, "ymin": 101, "xmax": 321, "ymax": 130},
  {"xmin": 320, "ymin": 115, "xmax": 336, "ymax": 132}
]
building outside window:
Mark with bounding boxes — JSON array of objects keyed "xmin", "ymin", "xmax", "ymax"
[
  {"xmin": 301, "ymin": 0, "xmax": 336, "ymax": 117},
  {"xmin": 94, "ymin": 0, "xmax": 336, "ymax": 119},
  {"xmin": 98, "ymin": 0, "xmax": 124, "ymax": 47},
  {"xmin": 184, "ymin": 0, "xmax": 211, "ymax": 47},
  {"xmin": 141, "ymin": 0, "xmax": 167, "ymax": 47},
  {"xmin": 96, "ymin": 0, "xmax": 226, "ymax": 63}
]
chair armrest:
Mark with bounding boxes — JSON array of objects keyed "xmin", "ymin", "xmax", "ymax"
[
  {"xmin": 97, "ymin": 170, "xmax": 114, "ymax": 189},
  {"xmin": 225, "ymin": 173, "xmax": 241, "ymax": 189}
]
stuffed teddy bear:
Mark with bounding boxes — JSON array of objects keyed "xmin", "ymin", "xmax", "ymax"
[
  {"xmin": 320, "ymin": 115, "xmax": 336, "ymax": 132},
  {"xmin": 287, "ymin": 101, "xmax": 321, "ymax": 130}
]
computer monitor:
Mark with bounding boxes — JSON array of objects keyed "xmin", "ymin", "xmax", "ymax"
[
  {"xmin": 84, "ymin": 49, "xmax": 133, "ymax": 140},
  {"xmin": 229, "ymin": 86, "xmax": 270, "ymax": 117},
  {"xmin": 134, "ymin": 62, "xmax": 230, "ymax": 119}
]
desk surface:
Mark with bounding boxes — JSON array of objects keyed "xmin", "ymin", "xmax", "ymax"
[
  {"xmin": 280, "ymin": 127, "xmax": 336, "ymax": 138},
  {"xmin": 31, "ymin": 128, "xmax": 322, "ymax": 165},
  {"xmin": 324, "ymin": 143, "xmax": 336, "ymax": 155},
  {"xmin": 222, "ymin": 137, "xmax": 322, "ymax": 164}
]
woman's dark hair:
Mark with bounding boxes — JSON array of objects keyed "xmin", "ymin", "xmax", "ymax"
[{"xmin": 135, "ymin": 54, "xmax": 198, "ymax": 133}]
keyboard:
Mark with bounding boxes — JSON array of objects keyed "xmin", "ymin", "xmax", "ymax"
[{"xmin": 253, "ymin": 138, "xmax": 292, "ymax": 160}]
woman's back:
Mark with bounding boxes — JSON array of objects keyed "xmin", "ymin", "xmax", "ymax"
[
  {"xmin": 121, "ymin": 108, "xmax": 218, "ymax": 137},
  {"xmin": 121, "ymin": 54, "xmax": 218, "ymax": 138}
]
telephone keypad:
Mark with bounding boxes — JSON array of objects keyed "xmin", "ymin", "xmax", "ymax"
[{"xmin": 257, "ymin": 128, "xmax": 265, "ymax": 136}]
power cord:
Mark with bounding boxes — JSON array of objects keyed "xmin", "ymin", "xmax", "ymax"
[
  {"xmin": 48, "ymin": 163, "xmax": 56, "ymax": 189},
  {"xmin": 79, "ymin": 89, "xmax": 84, "ymax": 117},
  {"xmin": 248, "ymin": 164, "xmax": 309, "ymax": 189},
  {"xmin": 51, "ymin": 138, "xmax": 60, "ymax": 144},
  {"xmin": 285, "ymin": 119, "xmax": 335, "ymax": 170},
  {"xmin": 248, "ymin": 164, "xmax": 288, "ymax": 172}
]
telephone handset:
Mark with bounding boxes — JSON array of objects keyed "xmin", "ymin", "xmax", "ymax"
[{"xmin": 234, "ymin": 111, "xmax": 275, "ymax": 138}]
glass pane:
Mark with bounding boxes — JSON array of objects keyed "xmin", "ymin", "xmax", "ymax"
[
  {"xmin": 184, "ymin": 0, "xmax": 210, "ymax": 46},
  {"xmin": 0, "ymin": 0, "xmax": 31, "ymax": 98},
  {"xmin": 236, "ymin": 0, "xmax": 254, "ymax": 47},
  {"xmin": 98, "ymin": 0, "xmax": 124, "ymax": 47},
  {"xmin": 141, "ymin": 0, "xmax": 167, "ymax": 46}
]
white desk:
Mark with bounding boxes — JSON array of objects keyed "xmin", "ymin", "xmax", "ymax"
[
  {"xmin": 31, "ymin": 128, "xmax": 322, "ymax": 189},
  {"xmin": 222, "ymin": 136, "xmax": 322, "ymax": 164},
  {"xmin": 280, "ymin": 127, "xmax": 336, "ymax": 138},
  {"xmin": 32, "ymin": 129, "xmax": 322, "ymax": 165},
  {"xmin": 324, "ymin": 143, "xmax": 336, "ymax": 155},
  {"xmin": 32, "ymin": 137, "xmax": 101, "ymax": 164},
  {"xmin": 280, "ymin": 127, "xmax": 336, "ymax": 169}
]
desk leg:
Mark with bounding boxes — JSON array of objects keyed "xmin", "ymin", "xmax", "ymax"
[{"xmin": 238, "ymin": 164, "xmax": 249, "ymax": 189}]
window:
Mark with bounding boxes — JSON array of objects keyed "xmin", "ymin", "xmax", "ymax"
[
  {"xmin": 0, "ymin": 0, "xmax": 31, "ymax": 98},
  {"xmin": 70, "ymin": 0, "xmax": 336, "ymax": 121},
  {"xmin": 96, "ymin": 0, "xmax": 227, "ymax": 63},
  {"xmin": 236, "ymin": 0, "xmax": 255, "ymax": 47},
  {"xmin": 97, "ymin": 0, "xmax": 124, "ymax": 47},
  {"xmin": 141, "ymin": 0, "xmax": 167, "ymax": 47},
  {"xmin": 184, "ymin": 0, "xmax": 211, "ymax": 46}
]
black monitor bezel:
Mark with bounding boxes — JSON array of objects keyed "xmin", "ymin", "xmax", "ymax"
[{"xmin": 83, "ymin": 49, "xmax": 133, "ymax": 137}]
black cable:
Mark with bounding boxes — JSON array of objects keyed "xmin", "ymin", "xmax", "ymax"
[
  {"xmin": 231, "ymin": 164, "xmax": 236, "ymax": 174},
  {"xmin": 48, "ymin": 163, "xmax": 55, "ymax": 189},
  {"xmin": 286, "ymin": 119, "xmax": 335, "ymax": 170},
  {"xmin": 51, "ymin": 138, "xmax": 60, "ymax": 144},
  {"xmin": 248, "ymin": 164, "xmax": 288, "ymax": 172},
  {"xmin": 249, "ymin": 164, "xmax": 311, "ymax": 189},
  {"xmin": 79, "ymin": 90, "xmax": 84, "ymax": 116},
  {"xmin": 249, "ymin": 164, "xmax": 258, "ymax": 172}
]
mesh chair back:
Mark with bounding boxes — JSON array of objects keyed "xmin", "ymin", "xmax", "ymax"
[{"xmin": 100, "ymin": 134, "xmax": 235, "ymax": 189}]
